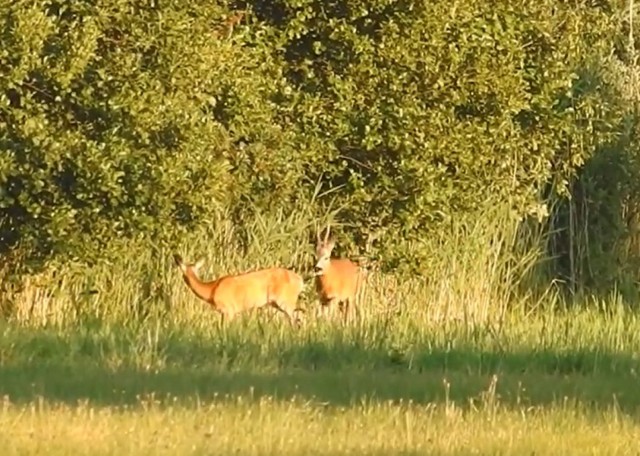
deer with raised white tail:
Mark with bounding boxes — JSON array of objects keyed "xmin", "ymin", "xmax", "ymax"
[
  {"xmin": 313, "ymin": 226, "xmax": 368, "ymax": 323},
  {"xmin": 173, "ymin": 254, "xmax": 305, "ymax": 326}
]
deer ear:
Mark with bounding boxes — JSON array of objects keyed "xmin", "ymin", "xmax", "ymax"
[
  {"xmin": 194, "ymin": 258, "xmax": 205, "ymax": 272},
  {"xmin": 324, "ymin": 223, "xmax": 331, "ymax": 242}
]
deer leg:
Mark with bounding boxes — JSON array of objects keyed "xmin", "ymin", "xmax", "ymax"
[
  {"xmin": 287, "ymin": 310, "xmax": 300, "ymax": 328},
  {"xmin": 264, "ymin": 302, "xmax": 279, "ymax": 325},
  {"xmin": 354, "ymin": 299, "xmax": 362, "ymax": 322},
  {"xmin": 270, "ymin": 302, "xmax": 296, "ymax": 329},
  {"xmin": 281, "ymin": 306, "xmax": 297, "ymax": 328},
  {"xmin": 339, "ymin": 299, "xmax": 351, "ymax": 325},
  {"xmin": 220, "ymin": 311, "xmax": 236, "ymax": 331},
  {"xmin": 293, "ymin": 307, "xmax": 306, "ymax": 327},
  {"xmin": 217, "ymin": 312, "xmax": 226, "ymax": 332},
  {"xmin": 283, "ymin": 303, "xmax": 306, "ymax": 328},
  {"xmin": 320, "ymin": 297, "xmax": 336, "ymax": 320}
]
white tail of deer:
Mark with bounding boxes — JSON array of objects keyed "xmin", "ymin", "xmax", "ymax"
[
  {"xmin": 173, "ymin": 254, "xmax": 305, "ymax": 326},
  {"xmin": 313, "ymin": 225, "xmax": 367, "ymax": 323}
]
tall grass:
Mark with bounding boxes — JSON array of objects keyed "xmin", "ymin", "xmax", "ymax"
[{"xmin": 0, "ymin": 203, "xmax": 549, "ymax": 329}]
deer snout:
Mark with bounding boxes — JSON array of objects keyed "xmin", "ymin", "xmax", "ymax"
[{"xmin": 173, "ymin": 253, "xmax": 183, "ymax": 267}]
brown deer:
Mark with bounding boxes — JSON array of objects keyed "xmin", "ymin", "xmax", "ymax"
[
  {"xmin": 173, "ymin": 254, "xmax": 305, "ymax": 326},
  {"xmin": 313, "ymin": 226, "xmax": 368, "ymax": 323}
]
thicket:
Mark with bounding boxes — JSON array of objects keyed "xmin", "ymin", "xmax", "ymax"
[{"xmin": 1, "ymin": 0, "xmax": 639, "ymax": 297}]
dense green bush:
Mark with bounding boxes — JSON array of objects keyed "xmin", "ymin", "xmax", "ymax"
[
  {"xmin": 1, "ymin": 0, "xmax": 638, "ymax": 286},
  {"xmin": 246, "ymin": 0, "xmax": 631, "ymax": 271},
  {"xmin": 549, "ymin": 101, "xmax": 640, "ymax": 296},
  {"xmin": 0, "ymin": 0, "xmax": 311, "ymax": 262}
]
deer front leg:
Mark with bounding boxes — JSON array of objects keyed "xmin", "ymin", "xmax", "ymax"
[{"xmin": 320, "ymin": 297, "xmax": 335, "ymax": 319}]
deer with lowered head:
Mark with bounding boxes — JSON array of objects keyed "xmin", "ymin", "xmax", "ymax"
[{"xmin": 173, "ymin": 254, "xmax": 305, "ymax": 326}]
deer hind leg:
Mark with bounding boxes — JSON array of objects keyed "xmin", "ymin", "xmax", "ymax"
[
  {"xmin": 278, "ymin": 305, "xmax": 297, "ymax": 327},
  {"xmin": 284, "ymin": 300, "xmax": 306, "ymax": 328},
  {"xmin": 341, "ymin": 295, "xmax": 361, "ymax": 325},
  {"xmin": 320, "ymin": 296, "xmax": 338, "ymax": 319},
  {"xmin": 285, "ymin": 308, "xmax": 303, "ymax": 328},
  {"xmin": 269, "ymin": 300, "xmax": 297, "ymax": 328},
  {"xmin": 319, "ymin": 304, "xmax": 327, "ymax": 319},
  {"xmin": 292, "ymin": 307, "xmax": 306, "ymax": 326},
  {"xmin": 224, "ymin": 308, "xmax": 240, "ymax": 323},
  {"xmin": 268, "ymin": 299, "xmax": 293, "ymax": 325},
  {"xmin": 353, "ymin": 299, "xmax": 362, "ymax": 322},
  {"xmin": 217, "ymin": 311, "xmax": 229, "ymax": 332},
  {"xmin": 261, "ymin": 302, "xmax": 279, "ymax": 325},
  {"xmin": 350, "ymin": 293, "xmax": 362, "ymax": 323},
  {"xmin": 338, "ymin": 299, "xmax": 351, "ymax": 325}
]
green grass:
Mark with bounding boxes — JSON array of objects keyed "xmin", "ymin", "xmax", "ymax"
[
  {"xmin": 1, "ymin": 396, "xmax": 639, "ymax": 455},
  {"xmin": 1, "ymin": 308, "xmax": 639, "ymax": 455},
  {"xmin": 2, "ymin": 209, "xmax": 640, "ymax": 454}
]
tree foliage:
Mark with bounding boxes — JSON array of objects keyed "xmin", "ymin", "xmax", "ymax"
[
  {"xmin": 0, "ymin": 0, "xmax": 303, "ymax": 260},
  {"xmin": 0, "ymin": 0, "xmax": 636, "ymax": 278}
]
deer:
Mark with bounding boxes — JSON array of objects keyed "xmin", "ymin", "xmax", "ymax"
[
  {"xmin": 313, "ymin": 225, "xmax": 369, "ymax": 323},
  {"xmin": 173, "ymin": 254, "xmax": 306, "ymax": 326}
]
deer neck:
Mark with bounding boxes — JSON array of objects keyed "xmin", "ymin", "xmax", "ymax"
[{"xmin": 183, "ymin": 270, "xmax": 215, "ymax": 302}]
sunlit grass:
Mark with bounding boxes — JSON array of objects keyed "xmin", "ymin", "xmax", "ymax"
[{"xmin": 0, "ymin": 395, "xmax": 639, "ymax": 456}]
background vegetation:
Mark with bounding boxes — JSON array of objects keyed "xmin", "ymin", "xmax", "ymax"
[
  {"xmin": 2, "ymin": 0, "xmax": 640, "ymax": 454},
  {"xmin": 1, "ymin": 0, "xmax": 638, "ymax": 285}
]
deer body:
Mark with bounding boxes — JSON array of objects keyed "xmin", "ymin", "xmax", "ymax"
[{"xmin": 174, "ymin": 254, "xmax": 305, "ymax": 325}]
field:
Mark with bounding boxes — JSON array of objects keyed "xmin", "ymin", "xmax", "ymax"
[
  {"xmin": 0, "ymin": 214, "xmax": 639, "ymax": 455},
  {"xmin": 2, "ymin": 0, "xmax": 640, "ymax": 453}
]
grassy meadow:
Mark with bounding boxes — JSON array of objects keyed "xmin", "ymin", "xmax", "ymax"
[{"xmin": 1, "ymin": 209, "xmax": 640, "ymax": 455}]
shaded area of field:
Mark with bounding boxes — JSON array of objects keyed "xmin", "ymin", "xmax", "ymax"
[
  {"xmin": 1, "ymin": 363, "xmax": 638, "ymax": 412},
  {"xmin": 1, "ymin": 324, "xmax": 638, "ymax": 415}
]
